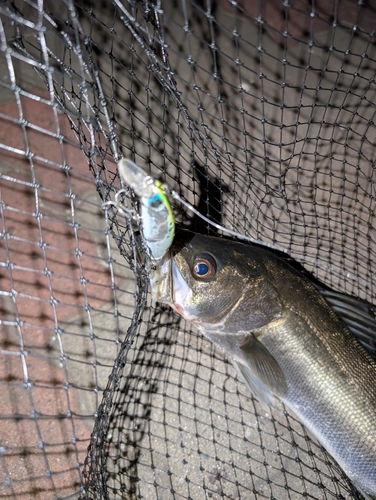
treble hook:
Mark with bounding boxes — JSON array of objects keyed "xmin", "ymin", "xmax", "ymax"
[{"xmin": 102, "ymin": 188, "xmax": 141, "ymax": 221}]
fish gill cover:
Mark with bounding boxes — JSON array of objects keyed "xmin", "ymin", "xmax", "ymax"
[{"xmin": 0, "ymin": 0, "xmax": 375, "ymax": 499}]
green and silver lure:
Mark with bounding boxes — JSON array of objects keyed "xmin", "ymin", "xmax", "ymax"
[{"xmin": 116, "ymin": 158, "xmax": 175, "ymax": 263}]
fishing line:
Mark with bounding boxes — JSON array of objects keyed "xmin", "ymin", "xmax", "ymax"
[
  {"xmin": 164, "ymin": 185, "xmax": 288, "ymax": 252},
  {"xmin": 163, "ymin": 186, "xmax": 369, "ymax": 282},
  {"xmin": 106, "ymin": 171, "xmax": 365, "ymax": 283}
]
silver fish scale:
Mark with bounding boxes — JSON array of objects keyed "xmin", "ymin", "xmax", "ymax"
[{"xmin": 260, "ymin": 257, "xmax": 376, "ymax": 497}]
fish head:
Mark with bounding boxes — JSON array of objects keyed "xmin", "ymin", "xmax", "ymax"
[{"xmin": 150, "ymin": 229, "xmax": 283, "ymax": 333}]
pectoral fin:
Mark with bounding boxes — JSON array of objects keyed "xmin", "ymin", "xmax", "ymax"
[
  {"xmin": 237, "ymin": 334, "xmax": 287, "ymax": 407},
  {"xmin": 233, "ymin": 360, "xmax": 276, "ymax": 408}
]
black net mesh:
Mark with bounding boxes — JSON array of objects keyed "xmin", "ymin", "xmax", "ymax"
[{"xmin": 0, "ymin": 0, "xmax": 375, "ymax": 498}]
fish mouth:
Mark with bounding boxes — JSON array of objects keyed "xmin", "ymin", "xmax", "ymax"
[
  {"xmin": 149, "ymin": 251, "xmax": 173, "ymax": 303},
  {"xmin": 170, "ymin": 258, "xmax": 193, "ymax": 314},
  {"xmin": 149, "ymin": 251, "xmax": 195, "ymax": 319}
]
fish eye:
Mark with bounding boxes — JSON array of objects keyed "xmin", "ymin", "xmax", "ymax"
[{"xmin": 192, "ymin": 254, "xmax": 217, "ymax": 280}]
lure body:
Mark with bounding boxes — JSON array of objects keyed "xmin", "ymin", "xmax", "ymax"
[{"xmin": 117, "ymin": 159, "xmax": 175, "ymax": 262}]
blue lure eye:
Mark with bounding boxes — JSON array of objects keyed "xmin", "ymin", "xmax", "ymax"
[
  {"xmin": 192, "ymin": 255, "xmax": 217, "ymax": 280},
  {"xmin": 148, "ymin": 193, "xmax": 164, "ymax": 210}
]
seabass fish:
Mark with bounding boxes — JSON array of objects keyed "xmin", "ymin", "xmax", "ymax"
[{"xmin": 151, "ymin": 229, "xmax": 376, "ymax": 499}]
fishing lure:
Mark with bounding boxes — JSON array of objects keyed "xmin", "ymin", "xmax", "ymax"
[{"xmin": 115, "ymin": 158, "xmax": 175, "ymax": 263}]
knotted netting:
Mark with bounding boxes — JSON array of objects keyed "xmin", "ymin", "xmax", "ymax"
[{"xmin": 0, "ymin": 0, "xmax": 375, "ymax": 498}]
